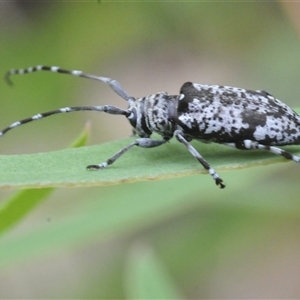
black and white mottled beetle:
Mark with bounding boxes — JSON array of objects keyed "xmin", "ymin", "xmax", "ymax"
[{"xmin": 3, "ymin": 66, "xmax": 300, "ymax": 188}]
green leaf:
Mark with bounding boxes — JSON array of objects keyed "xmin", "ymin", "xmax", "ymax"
[
  {"xmin": 0, "ymin": 123, "xmax": 90, "ymax": 236},
  {"xmin": 0, "ymin": 177, "xmax": 209, "ymax": 269},
  {"xmin": 0, "ymin": 168, "xmax": 298, "ymax": 271},
  {"xmin": 125, "ymin": 243, "xmax": 182, "ymax": 299},
  {"xmin": 68, "ymin": 121, "xmax": 91, "ymax": 148},
  {"xmin": 1, "ymin": 109, "xmax": 300, "ymax": 189},
  {"xmin": 0, "ymin": 188, "xmax": 53, "ymax": 236},
  {"xmin": 1, "ymin": 137, "xmax": 300, "ymax": 190}
]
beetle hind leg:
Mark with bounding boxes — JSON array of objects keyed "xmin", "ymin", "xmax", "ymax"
[{"xmin": 224, "ymin": 140, "xmax": 300, "ymax": 164}]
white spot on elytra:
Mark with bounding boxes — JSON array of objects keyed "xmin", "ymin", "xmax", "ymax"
[{"xmin": 243, "ymin": 140, "xmax": 252, "ymax": 149}]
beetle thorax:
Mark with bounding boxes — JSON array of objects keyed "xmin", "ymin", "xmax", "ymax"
[{"xmin": 127, "ymin": 92, "xmax": 178, "ymax": 138}]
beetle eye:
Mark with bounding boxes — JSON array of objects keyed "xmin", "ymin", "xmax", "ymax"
[
  {"xmin": 128, "ymin": 112, "xmax": 134, "ymax": 119},
  {"xmin": 127, "ymin": 109, "xmax": 137, "ymax": 127}
]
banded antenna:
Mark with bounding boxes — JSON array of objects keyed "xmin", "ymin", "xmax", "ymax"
[
  {"xmin": 1, "ymin": 65, "xmax": 131, "ymax": 137},
  {"xmin": 5, "ymin": 65, "xmax": 132, "ymax": 101}
]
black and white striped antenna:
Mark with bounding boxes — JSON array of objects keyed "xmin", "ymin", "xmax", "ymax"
[
  {"xmin": 5, "ymin": 65, "xmax": 132, "ymax": 101},
  {"xmin": 1, "ymin": 65, "xmax": 132, "ymax": 137}
]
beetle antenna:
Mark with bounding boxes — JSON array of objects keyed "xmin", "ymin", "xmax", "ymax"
[
  {"xmin": 0, "ymin": 105, "xmax": 129, "ymax": 137},
  {"xmin": 5, "ymin": 65, "xmax": 132, "ymax": 101}
]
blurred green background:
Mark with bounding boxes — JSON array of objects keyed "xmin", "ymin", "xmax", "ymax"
[{"xmin": 1, "ymin": 1, "xmax": 300, "ymax": 298}]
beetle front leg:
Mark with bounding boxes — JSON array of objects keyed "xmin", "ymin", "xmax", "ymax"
[
  {"xmin": 87, "ymin": 137, "xmax": 169, "ymax": 170},
  {"xmin": 174, "ymin": 130, "xmax": 225, "ymax": 189}
]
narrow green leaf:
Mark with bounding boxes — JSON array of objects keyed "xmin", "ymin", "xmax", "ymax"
[
  {"xmin": 0, "ymin": 109, "xmax": 300, "ymax": 189},
  {"xmin": 68, "ymin": 121, "xmax": 91, "ymax": 148},
  {"xmin": 0, "ymin": 138, "xmax": 299, "ymax": 189},
  {"xmin": 0, "ymin": 123, "xmax": 90, "ymax": 236},
  {"xmin": 0, "ymin": 167, "xmax": 298, "ymax": 269},
  {"xmin": 0, "ymin": 188, "xmax": 53, "ymax": 236},
  {"xmin": 125, "ymin": 243, "xmax": 182, "ymax": 299},
  {"xmin": 0, "ymin": 175, "xmax": 226, "ymax": 269}
]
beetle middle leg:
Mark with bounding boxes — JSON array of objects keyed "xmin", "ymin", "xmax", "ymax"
[{"xmin": 174, "ymin": 130, "xmax": 225, "ymax": 189}]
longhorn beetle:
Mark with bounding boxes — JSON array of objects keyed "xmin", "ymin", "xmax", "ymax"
[{"xmin": 3, "ymin": 65, "xmax": 300, "ymax": 189}]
